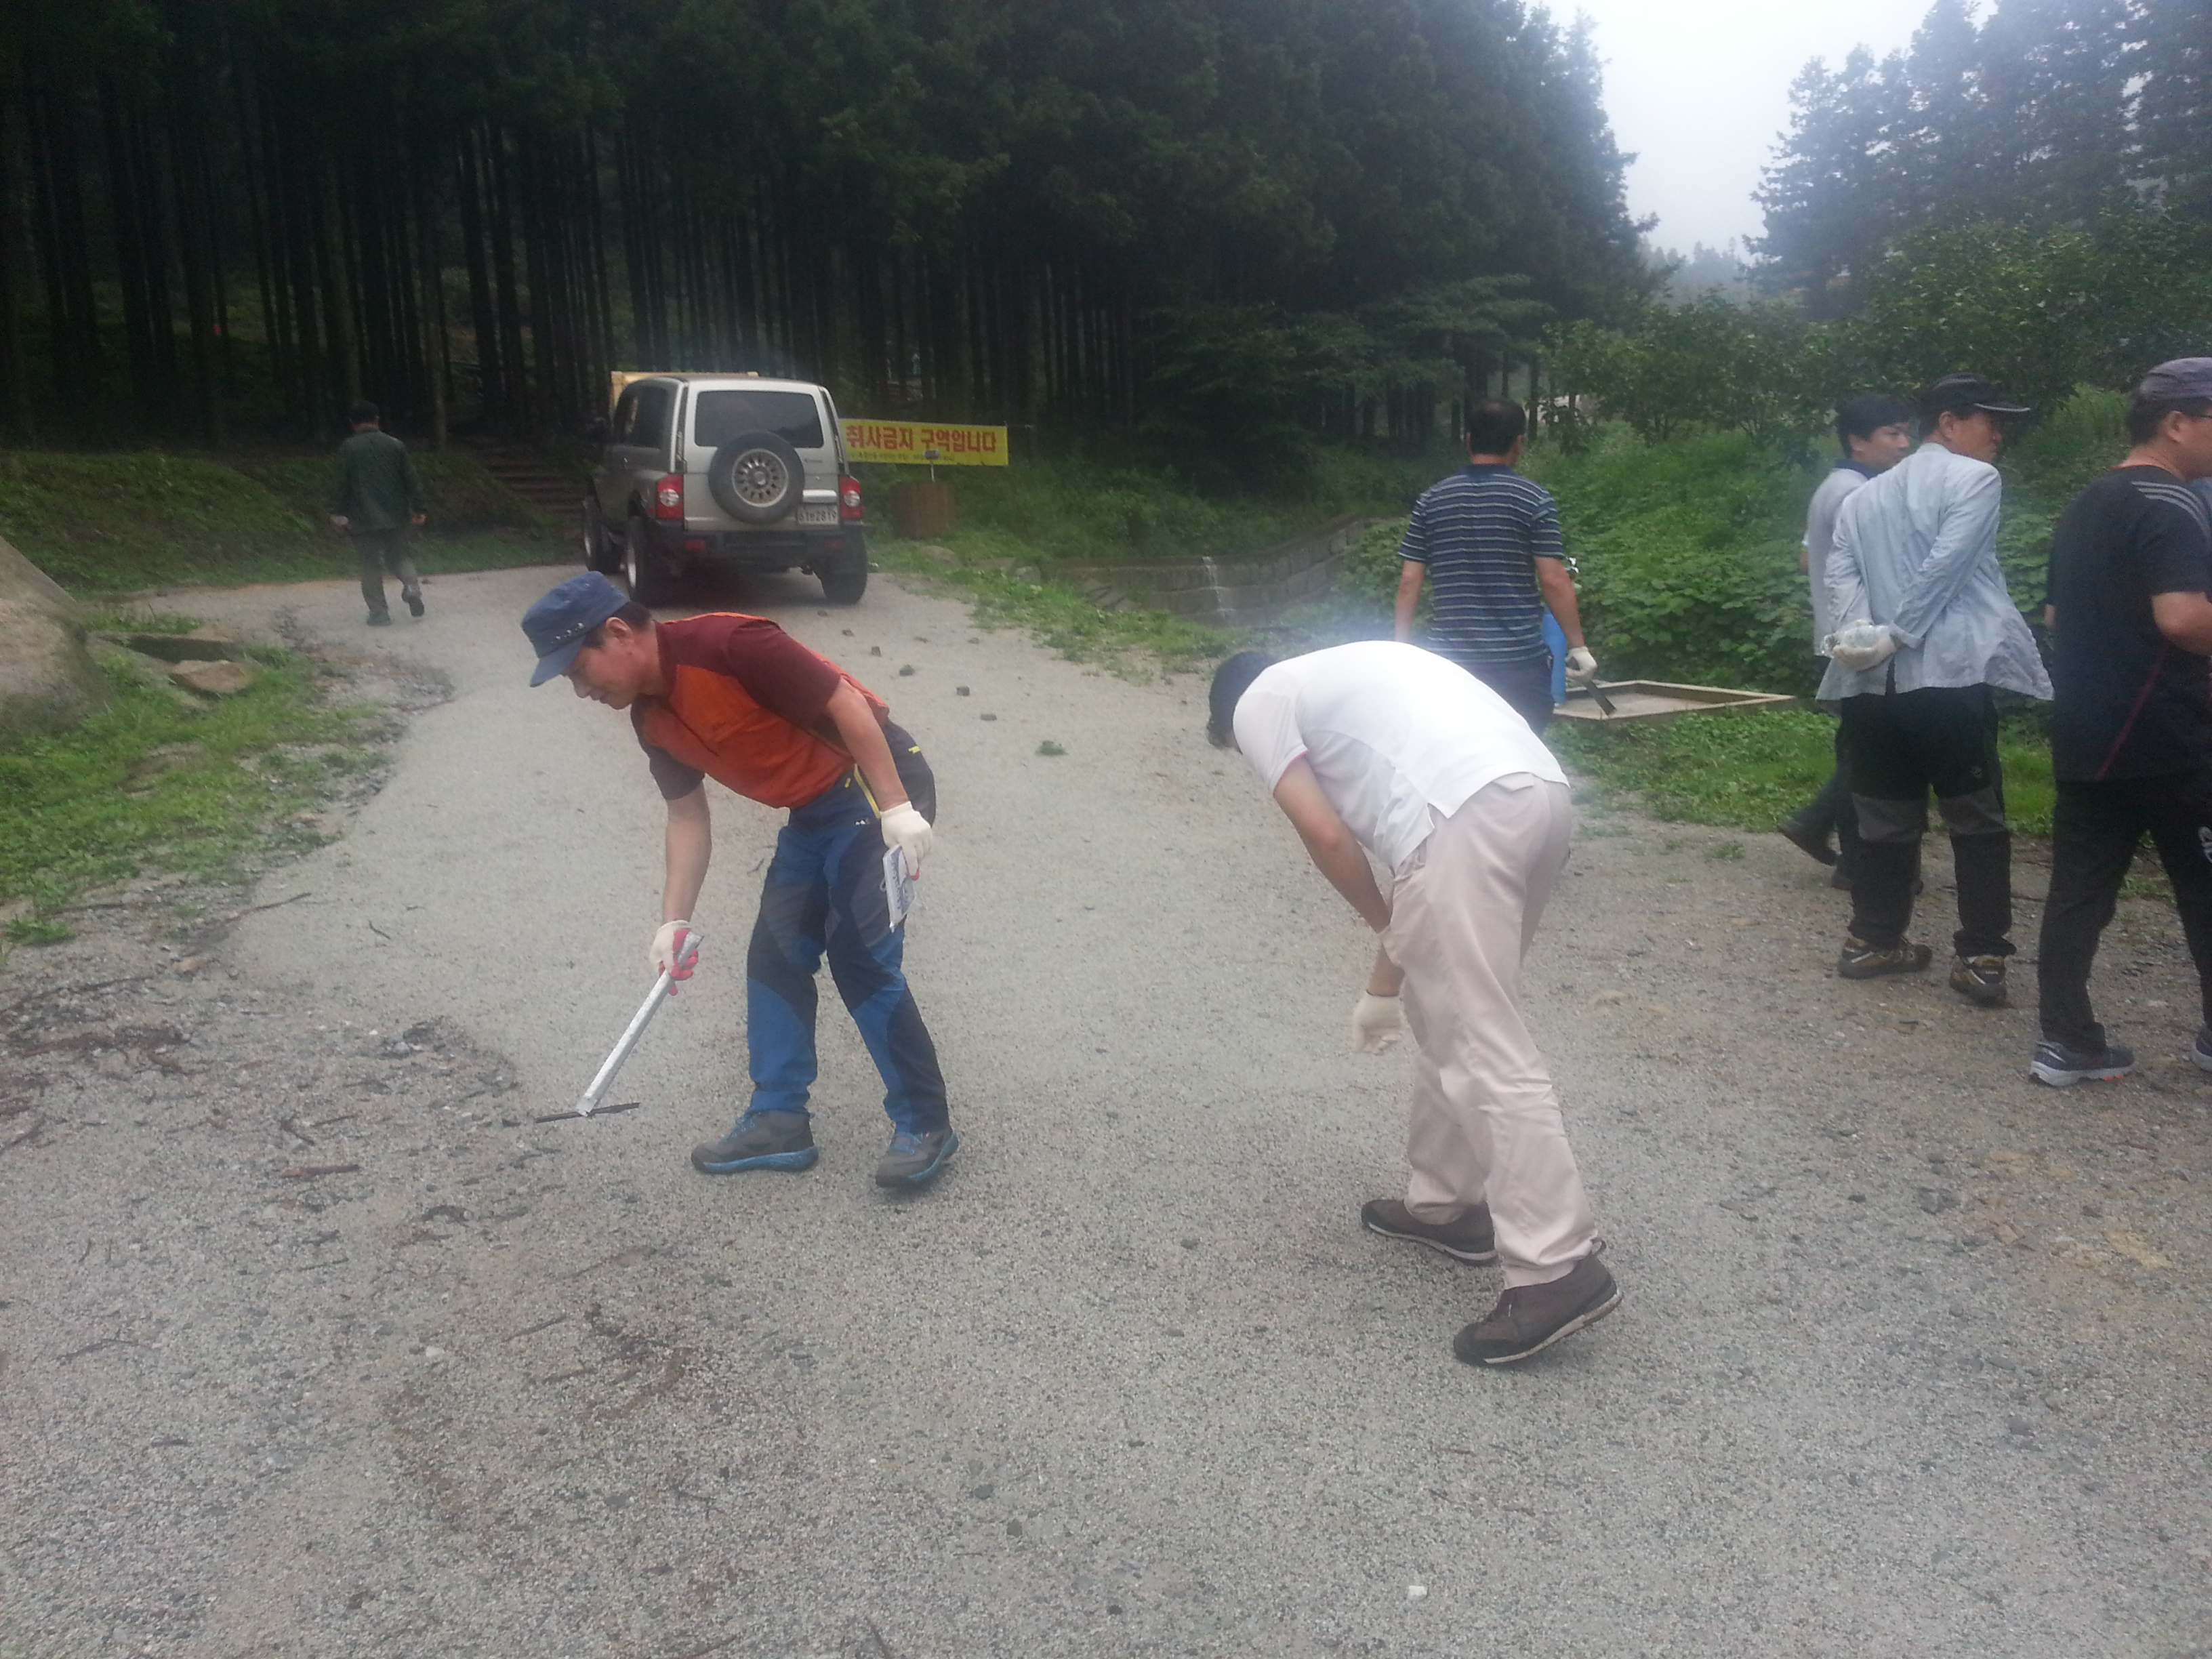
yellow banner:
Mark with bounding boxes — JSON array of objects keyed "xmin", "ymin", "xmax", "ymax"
[{"xmin": 843, "ymin": 419, "xmax": 1009, "ymax": 466}]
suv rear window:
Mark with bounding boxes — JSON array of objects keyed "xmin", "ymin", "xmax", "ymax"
[
  {"xmin": 617, "ymin": 382, "xmax": 673, "ymax": 448},
  {"xmin": 692, "ymin": 389, "xmax": 825, "ymax": 451}
]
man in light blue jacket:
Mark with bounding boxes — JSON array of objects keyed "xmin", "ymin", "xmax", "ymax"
[{"xmin": 1821, "ymin": 374, "xmax": 2051, "ymax": 1005}]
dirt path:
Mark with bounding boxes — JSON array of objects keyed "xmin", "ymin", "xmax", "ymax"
[{"xmin": 4, "ymin": 562, "xmax": 2208, "ymax": 1656}]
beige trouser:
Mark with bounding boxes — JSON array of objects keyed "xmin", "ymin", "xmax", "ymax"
[{"xmin": 1382, "ymin": 773, "xmax": 1597, "ymax": 1286}]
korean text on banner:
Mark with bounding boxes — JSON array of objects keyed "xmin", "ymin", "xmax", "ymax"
[{"xmin": 843, "ymin": 420, "xmax": 1010, "ymax": 466}]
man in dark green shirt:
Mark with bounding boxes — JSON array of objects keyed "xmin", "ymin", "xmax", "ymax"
[{"xmin": 328, "ymin": 401, "xmax": 428, "ymax": 626}]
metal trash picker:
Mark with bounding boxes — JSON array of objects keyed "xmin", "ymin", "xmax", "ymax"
[{"xmin": 573, "ymin": 930, "xmax": 703, "ymax": 1116}]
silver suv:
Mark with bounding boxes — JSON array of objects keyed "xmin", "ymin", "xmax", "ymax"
[{"xmin": 581, "ymin": 374, "xmax": 869, "ymax": 605}]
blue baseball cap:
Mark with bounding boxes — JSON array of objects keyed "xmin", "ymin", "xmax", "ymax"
[{"xmin": 523, "ymin": 573, "xmax": 630, "ymax": 686}]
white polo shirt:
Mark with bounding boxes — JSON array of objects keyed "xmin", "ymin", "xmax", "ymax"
[{"xmin": 1232, "ymin": 641, "xmax": 1565, "ymax": 872}]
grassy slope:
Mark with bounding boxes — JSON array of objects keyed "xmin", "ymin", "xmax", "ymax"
[
  {"xmin": 868, "ymin": 445, "xmax": 1450, "ymax": 670},
  {"xmin": 0, "ymin": 449, "xmax": 562, "ymax": 594},
  {"xmin": 0, "ymin": 637, "xmax": 380, "ymax": 926},
  {"xmin": 1548, "ymin": 708, "xmax": 2057, "ymax": 840},
  {"xmin": 875, "ymin": 447, "xmax": 1443, "ymax": 565}
]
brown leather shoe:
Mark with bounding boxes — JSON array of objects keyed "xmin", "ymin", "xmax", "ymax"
[
  {"xmin": 1359, "ymin": 1197, "xmax": 1496, "ymax": 1263},
  {"xmin": 1452, "ymin": 1250, "xmax": 1620, "ymax": 1366}
]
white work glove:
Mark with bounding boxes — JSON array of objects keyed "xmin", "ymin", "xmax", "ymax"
[
  {"xmin": 1350, "ymin": 993, "xmax": 1406, "ymax": 1054},
  {"xmin": 1563, "ymin": 647, "xmax": 1599, "ymax": 688},
  {"xmin": 650, "ymin": 920, "xmax": 698, "ymax": 993},
  {"xmin": 878, "ymin": 802, "xmax": 933, "ymax": 876},
  {"xmin": 1824, "ymin": 621, "xmax": 1904, "ymax": 672}
]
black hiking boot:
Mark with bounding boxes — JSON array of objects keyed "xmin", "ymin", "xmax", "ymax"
[{"xmin": 1452, "ymin": 1250, "xmax": 1621, "ymax": 1366}]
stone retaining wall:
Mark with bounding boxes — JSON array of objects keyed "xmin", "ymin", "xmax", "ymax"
[{"xmin": 1055, "ymin": 513, "xmax": 1386, "ymax": 624}]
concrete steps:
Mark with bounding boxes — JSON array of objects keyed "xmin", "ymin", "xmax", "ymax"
[{"xmin": 458, "ymin": 442, "xmax": 583, "ymax": 518}]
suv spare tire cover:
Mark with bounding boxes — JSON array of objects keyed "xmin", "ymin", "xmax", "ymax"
[{"xmin": 706, "ymin": 431, "xmax": 805, "ymax": 524}]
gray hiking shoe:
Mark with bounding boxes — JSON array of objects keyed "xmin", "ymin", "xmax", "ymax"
[
  {"xmin": 874, "ymin": 1128, "xmax": 958, "ymax": 1189},
  {"xmin": 1452, "ymin": 1250, "xmax": 1621, "ymax": 1366},
  {"xmin": 691, "ymin": 1109, "xmax": 817, "ymax": 1174},
  {"xmin": 1360, "ymin": 1198, "xmax": 1497, "ymax": 1263}
]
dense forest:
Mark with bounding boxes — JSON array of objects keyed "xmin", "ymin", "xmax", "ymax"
[
  {"xmin": 1756, "ymin": 0, "xmax": 2211, "ymax": 306},
  {"xmin": 0, "ymin": 0, "xmax": 1647, "ymax": 456}
]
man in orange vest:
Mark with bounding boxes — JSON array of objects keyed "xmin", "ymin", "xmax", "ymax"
[{"xmin": 523, "ymin": 573, "xmax": 955, "ymax": 1187}]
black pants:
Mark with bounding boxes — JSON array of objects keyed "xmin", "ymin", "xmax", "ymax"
[
  {"xmin": 2036, "ymin": 771, "xmax": 2212, "ymax": 1050},
  {"xmin": 1788, "ymin": 722, "xmax": 1861, "ymax": 873},
  {"xmin": 353, "ymin": 526, "xmax": 420, "ymax": 618},
  {"xmin": 1458, "ymin": 655, "xmax": 1553, "ymax": 733},
  {"xmin": 1839, "ymin": 684, "xmax": 2012, "ymax": 957}
]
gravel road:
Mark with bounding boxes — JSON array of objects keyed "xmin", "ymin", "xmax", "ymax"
[{"xmin": 4, "ymin": 561, "xmax": 2209, "ymax": 1657}]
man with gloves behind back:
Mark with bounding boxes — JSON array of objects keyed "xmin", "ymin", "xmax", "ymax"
[
  {"xmin": 1821, "ymin": 374, "xmax": 2051, "ymax": 1005},
  {"xmin": 1209, "ymin": 641, "xmax": 1617, "ymax": 1366},
  {"xmin": 523, "ymin": 574, "xmax": 958, "ymax": 1189}
]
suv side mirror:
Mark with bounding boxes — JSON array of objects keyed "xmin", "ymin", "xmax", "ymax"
[{"xmin": 583, "ymin": 415, "xmax": 610, "ymax": 444}]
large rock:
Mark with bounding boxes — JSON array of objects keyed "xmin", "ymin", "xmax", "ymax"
[
  {"xmin": 0, "ymin": 535, "xmax": 109, "ymax": 743},
  {"xmin": 168, "ymin": 659, "xmax": 255, "ymax": 697}
]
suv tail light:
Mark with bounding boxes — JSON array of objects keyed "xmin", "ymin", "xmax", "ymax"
[
  {"xmin": 839, "ymin": 476, "xmax": 863, "ymax": 523},
  {"xmin": 653, "ymin": 474, "xmax": 684, "ymax": 520}
]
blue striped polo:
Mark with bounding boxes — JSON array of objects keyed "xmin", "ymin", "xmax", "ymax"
[{"xmin": 1399, "ymin": 463, "xmax": 1564, "ymax": 666}]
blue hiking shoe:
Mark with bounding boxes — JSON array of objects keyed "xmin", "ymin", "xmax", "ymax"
[
  {"xmin": 874, "ymin": 1128, "xmax": 958, "ymax": 1189},
  {"xmin": 2192, "ymin": 1027, "xmax": 2212, "ymax": 1073},
  {"xmin": 691, "ymin": 1109, "xmax": 817, "ymax": 1174},
  {"xmin": 2028, "ymin": 1040, "xmax": 2134, "ymax": 1088}
]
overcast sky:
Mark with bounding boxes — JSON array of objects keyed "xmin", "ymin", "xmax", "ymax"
[{"xmin": 1567, "ymin": 0, "xmax": 1944, "ymax": 256}]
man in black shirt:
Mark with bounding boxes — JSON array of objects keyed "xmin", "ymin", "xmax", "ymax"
[{"xmin": 2032, "ymin": 359, "xmax": 2212, "ymax": 1085}]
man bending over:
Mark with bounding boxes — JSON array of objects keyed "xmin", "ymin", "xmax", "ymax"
[
  {"xmin": 523, "ymin": 573, "xmax": 957, "ymax": 1188},
  {"xmin": 1209, "ymin": 641, "xmax": 1618, "ymax": 1366}
]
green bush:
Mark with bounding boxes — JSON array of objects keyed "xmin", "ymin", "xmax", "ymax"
[
  {"xmin": 1992, "ymin": 389, "xmax": 2129, "ymax": 606},
  {"xmin": 1527, "ymin": 429, "xmax": 1819, "ymax": 693},
  {"xmin": 1336, "ymin": 515, "xmax": 1411, "ymax": 613},
  {"xmin": 1549, "ymin": 297, "xmax": 1830, "ymax": 449}
]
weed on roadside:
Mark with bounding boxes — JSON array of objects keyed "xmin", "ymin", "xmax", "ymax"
[
  {"xmin": 1552, "ymin": 707, "xmax": 2055, "ymax": 838},
  {"xmin": 0, "ymin": 645, "xmax": 375, "ymax": 918},
  {"xmin": 876, "ymin": 541, "xmax": 1237, "ymax": 675}
]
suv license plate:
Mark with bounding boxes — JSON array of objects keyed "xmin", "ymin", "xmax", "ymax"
[{"xmin": 792, "ymin": 505, "xmax": 838, "ymax": 525}]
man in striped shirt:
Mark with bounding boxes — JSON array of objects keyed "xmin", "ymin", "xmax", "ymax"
[{"xmin": 1394, "ymin": 398, "xmax": 1596, "ymax": 730}]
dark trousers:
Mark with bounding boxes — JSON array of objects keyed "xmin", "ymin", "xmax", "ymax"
[
  {"xmin": 1839, "ymin": 684, "xmax": 2013, "ymax": 957},
  {"xmin": 1458, "ymin": 655, "xmax": 1554, "ymax": 733},
  {"xmin": 2036, "ymin": 771, "xmax": 2212, "ymax": 1050},
  {"xmin": 353, "ymin": 527, "xmax": 420, "ymax": 617},
  {"xmin": 1788, "ymin": 722, "xmax": 1862, "ymax": 873},
  {"xmin": 742, "ymin": 730, "xmax": 949, "ymax": 1134}
]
